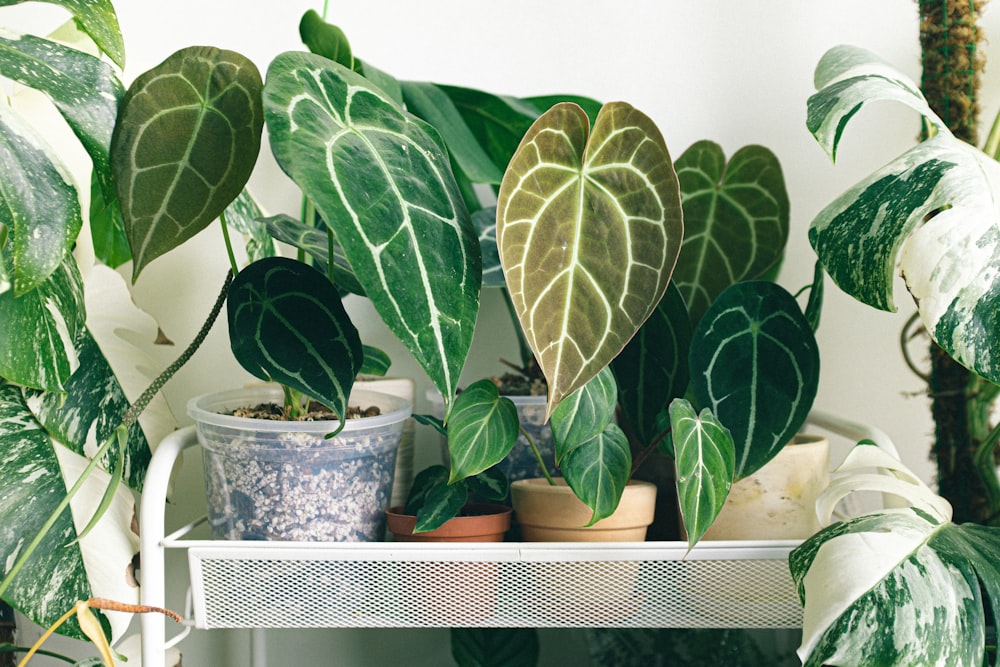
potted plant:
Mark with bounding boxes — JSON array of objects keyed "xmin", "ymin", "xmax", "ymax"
[{"xmin": 790, "ymin": 43, "xmax": 1000, "ymax": 666}]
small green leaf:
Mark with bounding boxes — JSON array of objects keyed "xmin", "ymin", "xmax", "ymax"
[
  {"xmin": 472, "ymin": 207, "xmax": 505, "ymax": 287},
  {"xmin": 446, "ymin": 379, "xmax": 519, "ymax": 482},
  {"xmin": 227, "ymin": 257, "xmax": 363, "ymax": 425},
  {"xmin": 690, "ymin": 281, "xmax": 820, "ymax": 479},
  {"xmin": 298, "ymin": 9, "xmax": 353, "ymax": 67},
  {"xmin": 223, "ymin": 190, "xmax": 276, "ymax": 262},
  {"xmin": 561, "ymin": 422, "xmax": 632, "ymax": 526},
  {"xmin": 413, "ymin": 480, "xmax": 469, "ymax": 533},
  {"xmin": 497, "ymin": 101, "xmax": 683, "ymax": 418},
  {"xmin": 805, "ymin": 260, "xmax": 825, "ymax": 331},
  {"xmin": 465, "ymin": 466, "xmax": 509, "ymax": 502},
  {"xmin": 404, "ymin": 464, "xmax": 450, "ymax": 515},
  {"xmin": 112, "ymin": 46, "xmax": 263, "ymax": 280},
  {"xmin": 0, "ymin": 0, "xmax": 126, "ymax": 68},
  {"xmin": 451, "ymin": 627, "xmax": 539, "ymax": 667},
  {"xmin": 359, "ymin": 345, "xmax": 391, "ymax": 377},
  {"xmin": 89, "ymin": 171, "xmax": 130, "ymax": 268},
  {"xmin": 263, "ymin": 214, "xmax": 364, "ymax": 296},
  {"xmin": 670, "ymin": 399, "xmax": 734, "ymax": 550},
  {"xmin": 550, "ymin": 366, "xmax": 617, "ymax": 464}
]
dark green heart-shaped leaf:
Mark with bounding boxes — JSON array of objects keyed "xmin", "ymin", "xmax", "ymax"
[
  {"xmin": 0, "ymin": 257, "xmax": 84, "ymax": 391},
  {"xmin": 299, "ymin": 9, "xmax": 353, "ymax": 68},
  {"xmin": 223, "ymin": 190, "xmax": 276, "ymax": 262},
  {"xmin": 0, "ymin": 0, "xmax": 126, "ymax": 68},
  {"xmin": 227, "ymin": 257, "xmax": 363, "ymax": 424},
  {"xmin": 670, "ymin": 399, "xmax": 734, "ymax": 550},
  {"xmin": 561, "ymin": 422, "xmax": 632, "ymax": 526},
  {"xmin": 446, "ymin": 379, "xmax": 519, "ymax": 482},
  {"xmin": 612, "ymin": 281, "xmax": 691, "ymax": 444},
  {"xmin": 497, "ymin": 101, "xmax": 683, "ymax": 418},
  {"xmin": 404, "ymin": 464, "xmax": 450, "ymax": 515},
  {"xmin": 263, "ymin": 214, "xmax": 364, "ymax": 296},
  {"xmin": 264, "ymin": 52, "xmax": 480, "ymax": 416},
  {"xmin": 807, "ymin": 44, "xmax": 1000, "ymax": 383},
  {"xmin": 359, "ymin": 345, "xmax": 391, "ymax": 377},
  {"xmin": 550, "ymin": 366, "xmax": 617, "ymax": 464},
  {"xmin": 413, "ymin": 479, "xmax": 468, "ymax": 533},
  {"xmin": 672, "ymin": 141, "xmax": 789, "ymax": 324},
  {"xmin": 451, "ymin": 628, "xmax": 539, "ymax": 667},
  {"xmin": 0, "ymin": 31, "xmax": 123, "ymax": 208},
  {"xmin": 465, "ymin": 466, "xmax": 509, "ymax": 502},
  {"xmin": 89, "ymin": 171, "xmax": 129, "ymax": 268},
  {"xmin": 0, "ymin": 107, "xmax": 82, "ymax": 295},
  {"xmin": 690, "ymin": 281, "xmax": 820, "ymax": 478},
  {"xmin": 402, "ymin": 81, "xmax": 504, "ymax": 184},
  {"xmin": 112, "ymin": 46, "xmax": 263, "ymax": 280}
]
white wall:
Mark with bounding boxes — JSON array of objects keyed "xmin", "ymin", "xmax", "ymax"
[{"xmin": 8, "ymin": 0, "xmax": 998, "ymax": 664}]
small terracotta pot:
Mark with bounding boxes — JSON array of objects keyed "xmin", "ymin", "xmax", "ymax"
[
  {"xmin": 385, "ymin": 503, "xmax": 512, "ymax": 542},
  {"xmin": 511, "ymin": 478, "xmax": 657, "ymax": 541}
]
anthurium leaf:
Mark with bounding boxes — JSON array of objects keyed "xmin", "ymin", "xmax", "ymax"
[
  {"xmin": 670, "ymin": 399, "xmax": 734, "ymax": 550},
  {"xmin": 299, "ymin": 9, "xmax": 353, "ymax": 68},
  {"xmin": 497, "ymin": 101, "xmax": 683, "ymax": 418},
  {"xmin": 355, "ymin": 59, "xmax": 403, "ymax": 105},
  {"xmin": 445, "ymin": 379, "xmax": 519, "ymax": 482},
  {"xmin": 0, "ymin": 105, "xmax": 82, "ymax": 296},
  {"xmin": 691, "ymin": 281, "xmax": 819, "ymax": 479},
  {"xmin": 0, "ymin": 31, "xmax": 123, "ymax": 204},
  {"xmin": 263, "ymin": 214, "xmax": 363, "ymax": 296},
  {"xmin": 0, "ymin": 0, "xmax": 125, "ymax": 68},
  {"xmin": 524, "ymin": 95, "xmax": 603, "ymax": 125},
  {"xmin": 791, "ymin": 509, "xmax": 1000, "ymax": 667},
  {"xmin": 805, "ymin": 260, "xmax": 825, "ymax": 331},
  {"xmin": 472, "ymin": 207, "xmax": 505, "ymax": 287},
  {"xmin": 264, "ymin": 51, "xmax": 480, "ymax": 415},
  {"xmin": 0, "ymin": 385, "xmax": 138, "ymax": 643},
  {"xmin": 359, "ymin": 345, "xmax": 391, "ymax": 377},
  {"xmin": 561, "ymin": 422, "xmax": 632, "ymax": 525},
  {"xmin": 672, "ymin": 141, "xmax": 789, "ymax": 324},
  {"xmin": 404, "ymin": 464, "xmax": 450, "ymax": 515},
  {"xmin": 808, "ymin": 44, "xmax": 1000, "ymax": 383},
  {"xmin": 612, "ymin": 281, "xmax": 691, "ymax": 444},
  {"xmin": 451, "ymin": 627, "xmax": 539, "ymax": 667},
  {"xmin": 89, "ymin": 171, "xmax": 130, "ymax": 268},
  {"xmin": 223, "ymin": 190, "xmax": 276, "ymax": 262},
  {"xmin": 550, "ymin": 366, "xmax": 617, "ymax": 464},
  {"xmin": 413, "ymin": 479, "xmax": 469, "ymax": 533},
  {"xmin": 465, "ymin": 466, "xmax": 509, "ymax": 502},
  {"xmin": 227, "ymin": 257, "xmax": 363, "ymax": 423},
  {"xmin": 0, "ymin": 257, "xmax": 84, "ymax": 391},
  {"xmin": 112, "ymin": 46, "xmax": 263, "ymax": 280},
  {"xmin": 402, "ymin": 81, "xmax": 504, "ymax": 185}
]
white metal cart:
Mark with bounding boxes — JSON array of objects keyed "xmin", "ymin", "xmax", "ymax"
[{"xmin": 139, "ymin": 411, "xmax": 894, "ymax": 667}]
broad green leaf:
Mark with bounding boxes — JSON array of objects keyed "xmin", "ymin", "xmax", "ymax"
[
  {"xmin": 670, "ymin": 400, "xmax": 734, "ymax": 549},
  {"xmin": 89, "ymin": 170, "xmax": 129, "ymax": 268},
  {"xmin": 264, "ymin": 51, "xmax": 480, "ymax": 415},
  {"xmin": 497, "ymin": 101, "xmax": 683, "ymax": 418},
  {"xmin": 0, "ymin": 385, "xmax": 137, "ymax": 643},
  {"xmin": 690, "ymin": 281, "xmax": 819, "ymax": 479},
  {"xmin": 359, "ymin": 345, "xmax": 391, "ymax": 377},
  {"xmin": 808, "ymin": 44, "xmax": 1000, "ymax": 383},
  {"xmin": 0, "ymin": 31, "xmax": 123, "ymax": 205},
  {"xmin": 223, "ymin": 190, "xmax": 276, "ymax": 262},
  {"xmin": 0, "ymin": 0, "xmax": 125, "ymax": 68},
  {"xmin": 451, "ymin": 627, "xmax": 540, "ymax": 667},
  {"xmin": 298, "ymin": 9, "xmax": 353, "ymax": 68},
  {"xmin": 112, "ymin": 46, "xmax": 263, "ymax": 280},
  {"xmin": 612, "ymin": 281, "xmax": 691, "ymax": 444},
  {"xmin": 550, "ymin": 366, "xmax": 617, "ymax": 464},
  {"xmin": 0, "ymin": 257, "xmax": 84, "ymax": 391},
  {"xmin": 465, "ymin": 466, "xmax": 509, "ymax": 502},
  {"xmin": 404, "ymin": 464, "xmax": 450, "ymax": 515},
  {"xmin": 263, "ymin": 214, "xmax": 364, "ymax": 296},
  {"xmin": 561, "ymin": 422, "xmax": 632, "ymax": 525},
  {"xmin": 413, "ymin": 479, "xmax": 468, "ymax": 533},
  {"xmin": 402, "ymin": 81, "xmax": 504, "ymax": 185},
  {"xmin": 227, "ymin": 257, "xmax": 363, "ymax": 424},
  {"xmin": 524, "ymin": 95, "xmax": 603, "ymax": 125},
  {"xmin": 472, "ymin": 207, "xmax": 504, "ymax": 287},
  {"xmin": 446, "ymin": 379, "xmax": 519, "ymax": 482},
  {"xmin": 355, "ymin": 59, "xmax": 403, "ymax": 105},
  {"xmin": 672, "ymin": 141, "xmax": 789, "ymax": 324},
  {"xmin": 0, "ymin": 105, "xmax": 82, "ymax": 295}
]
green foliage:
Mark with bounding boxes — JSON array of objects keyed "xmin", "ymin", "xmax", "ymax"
[
  {"xmin": 451, "ymin": 627, "xmax": 539, "ymax": 667},
  {"xmin": 445, "ymin": 379, "xmax": 520, "ymax": 482},
  {"xmin": 404, "ymin": 464, "xmax": 508, "ymax": 533}
]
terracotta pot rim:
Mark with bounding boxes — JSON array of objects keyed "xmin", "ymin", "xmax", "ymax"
[
  {"xmin": 385, "ymin": 503, "xmax": 513, "ymax": 541},
  {"xmin": 385, "ymin": 503, "xmax": 512, "ymax": 519}
]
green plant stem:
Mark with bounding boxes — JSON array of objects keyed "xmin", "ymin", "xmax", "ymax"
[
  {"xmin": 520, "ymin": 425, "xmax": 555, "ymax": 485},
  {"xmin": 631, "ymin": 426, "xmax": 672, "ymax": 476},
  {"xmin": 219, "ymin": 213, "xmax": 240, "ymax": 276}
]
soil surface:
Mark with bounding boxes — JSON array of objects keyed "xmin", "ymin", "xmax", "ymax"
[{"xmin": 230, "ymin": 402, "xmax": 381, "ymax": 421}]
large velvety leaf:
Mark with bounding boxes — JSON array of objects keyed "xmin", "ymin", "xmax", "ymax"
[
  {"xmin": 612, "ymin": 281, "xmax": 691, "ymax": 444},
  {"xmin": 497, "ymin": 101, "xmax": 683, "ymax": 417},
  {"xmin": 808, "ymin": 44, "xmax": 1000, "ymax": 383},
  {"xmin": 0, "ymin": 0, "xmax": 125, "ymax": 67},
  {"xmin": 0, "ymin": 385, "xmax": 138, "ymax": 643},
  {"xmin": 672, "ymin": 141, "xmax": 788, "ymax": 324},
  {"xmin": 227, "ymin": 257, "xmax": 363, "ymax": 423},
  {"xmin": 670, "ymin": 399, "xmax": 734, "ymax": 549},
  {"xmin": 690, "ymin": 281, "xmax": 819, "ymax": 478},
  {"xmin": 550, "ymin": 366, "xmax": 617, "ymax": 464},
  {"xmin": 0, "ymin": 105, "xmax": 82, "ymax": 296},
  {"xmin": 561, "ymin": 422, "xmax": 632, "ymax": 525},
  {"xmin": 0, "ymin": 31, "xmax": 123, "ymax": 205},
  {"xmin": 264, "ymin": 51, "xmax": 480, "ymax": 415},
  {"xmin": 446, "ymin": 379, "xmax": 520, "ymax": 482},
  {"xmin": 112, "ymin": 46, "xmax": 263, "ymax": 280},
  {"xmin": 0, "ymin": 257, "xmax": 85, "ymax": 391}
]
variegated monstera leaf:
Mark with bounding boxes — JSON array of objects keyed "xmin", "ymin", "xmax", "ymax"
[
  {"xmin": 497, "ymin": 101, "xmax": 683, "ymax": 418},
  {"xmin": 791, "ymin": 443, "xmax": 1000, "ymax": 667},
  {"xmin": 808, "ymin": 44, "xmax": 1000, "ymax": 383}
]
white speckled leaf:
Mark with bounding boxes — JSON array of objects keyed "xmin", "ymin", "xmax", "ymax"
[
  {"xmin": 808, "ymin": 44, "xmax": 1000, "ymax": 383},
  {"xmin": 0, "ymin": 0, "xmax": 126, "ymax": 68}
]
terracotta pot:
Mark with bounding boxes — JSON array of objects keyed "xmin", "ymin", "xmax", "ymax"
[
  {"xmin": 511, "ymin": 478, "xmax": 657, "ymax": 541},
  {"xmin": 385, "ymin": 503, "xmax": 512, "ymax": 542},
  {"xmin": 699, "ymin": 434, "xmax": 830, "ymax": 541}
]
